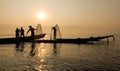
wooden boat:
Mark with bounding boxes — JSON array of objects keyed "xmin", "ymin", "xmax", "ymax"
[
  {"xmin": 46, "ymin": 25, "xmax": 115, "ymax": 44},
  {"xmin": 35, "ymin": 35, "xmax": 115, "ymax": 44},
  {"xmin": 0, "ymin": 34, "xmax": 46, "ymax": 44}
]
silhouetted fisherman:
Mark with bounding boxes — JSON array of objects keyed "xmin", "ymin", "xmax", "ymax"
[
  {"xmin": 27, "ymin": 26, "xmax": 36, "ymax": 40},
  {"xmin": 52, "ymin": 27, "xmax": 57, "ymax": 40},
  {"xmin": 20, "ymin": 27, "xmax": 25, "ymax": 37},
  {"xmin": 15, "ymin": 28, "xmax": 20, "ymax": 38}
]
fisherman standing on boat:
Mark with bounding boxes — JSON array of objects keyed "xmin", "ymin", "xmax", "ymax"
[
  {"xmin": 52, "ymin": 26, "xmax": 57, "ymax": 40},
  {"xmin": 15, "ymin": 28, "xmax": 20, "ymax": 38},
  {"xmin": 27, "ymin": 26, "xmax": 36, "ymax": 40},
  {"xmin": 20, "ymin": 27, "xmax": 25, "ymax": 37}
]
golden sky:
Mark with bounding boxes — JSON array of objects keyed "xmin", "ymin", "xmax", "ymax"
[{"xmin": 0, "ymin": 0, "xmax": 120, "ymax": 35}]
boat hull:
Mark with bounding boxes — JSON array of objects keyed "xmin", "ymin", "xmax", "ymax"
[
  {"xmin": 35, "ymin": 35, "xmax": 115, "ymax": 44},
  {"xmin": 0, "ymin": 34, "xmax": 46, "ymax": 44}
]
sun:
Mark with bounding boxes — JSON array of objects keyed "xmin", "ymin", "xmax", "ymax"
[{"xmin": 38, "ymin": 12, "xmax": 46, "ymax": 19}]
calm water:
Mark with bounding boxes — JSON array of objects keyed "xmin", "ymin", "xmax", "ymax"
[{"xmin": 0, "ymin": 35, "xmax": 120, "ymax": 71}]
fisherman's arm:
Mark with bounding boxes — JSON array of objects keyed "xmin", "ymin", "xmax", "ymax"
[
  {"xmin": 34, "ymin": 28, "xmax": 37, "ymax": 30},
  {"xmin": 26, "ymin": 29, "xmax": 30, "ymax": 34}
]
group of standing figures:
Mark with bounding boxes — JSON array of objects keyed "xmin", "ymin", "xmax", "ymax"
[
  {"xmin": 15, "ymin": 26, "xmax": 36, "ymax": 38},
  {"xmin": 15, "ymin": 27, "xmax": 24, "ymax": 38}
]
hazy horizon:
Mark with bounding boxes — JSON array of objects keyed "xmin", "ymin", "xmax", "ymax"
[{"xmin": 0, "ymin": 0, "xmax": 120, "ymax": 37}]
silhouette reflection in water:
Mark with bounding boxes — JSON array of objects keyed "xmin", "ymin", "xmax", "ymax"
[
  {"xmin": 15, "ymin": 42, "xmax": 62, "ymax": 71},
  {"xmin": 29, "ymin": 42, "xmax": 36, "ymax": 57},
  {"xmin": 15, "ymin": 42, "xmax": 25, "ymax": 52},
  {"xmin": 53, "ymin": 43, "xmax": 61, "ymax": 56},
  {"xmin": 15, "ymin": 42, "xmax": 36, "ymax": 57},
  {"xmin": 32, "ymin": 43, "xmax": 61, "ymax": 71}
]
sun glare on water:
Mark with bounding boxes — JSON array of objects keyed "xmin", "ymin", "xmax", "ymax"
[{"xmin": 38, "ymin": 12, "xmax": 46, "ymax": 20}]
